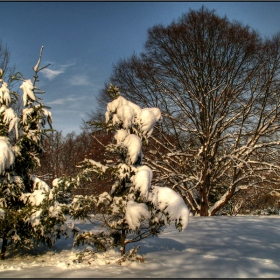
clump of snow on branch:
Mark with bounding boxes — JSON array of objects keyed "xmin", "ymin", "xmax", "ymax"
[
  {"xmin": 83, "ymin": 159, "xmax": 108, "ymax": 173},
  {"xmin": 114, "ymin": 129, "xmax": 128, "ymax": 144},
  {"xmin": 41, "ymin": 108, "xmax": 53, "ymax": 126},
  {"xmin": 148, "ymin": 107, "xmax": 162, "ymax": 122},
  {"xmin": 31, "ymin": 175, "xmax": 50, "ymax": 192},
  {"xmin": 21, "ymin": 190, "xmax": 46, "ymax": 206},
  {"xmin": 125, "ymin": 200, "xmax": 151, "ymax": 230},
  {"xmin": 136, "ymin": 108, "xmax": 157, "ymax": 137},
  {"xmin": 8, "ymin": 117, "xmax": 19, "ymax": 139},
  {"xmin": 117, "ymin": 105, "xmax": 134, "ymax": 129},
  {"xmin": 0, "ymin": 137, "xmax": 15, "ymax": 174},
  {"xmin": 29, "ymin": 210, "xmax": 42, "ymax": 227},
  {"xmin": 20, "ymin": 177, "xmax": 54, "ymax": 207},
  {"xmin": 0, "ymin": 82, "xmax": 11, "ymax": 105},
  {"xmin": 148, "ymin": 186, "xmax": 189, "ymax": 230},
  {"xmin": 131, "ymin": 165, "xmax": 153, "ymax": 200},
  {"xmin": 122, "ymin": 134, "xmax": 142, "ymax": 165},
  {"xmin": 3, "ymin": 108, "xmax": 16, "ymax": 125},
  {"xmin": 106, "ymin": 96, "xmax": 142, "ymax": 119},
  {"xmin": 20, "ymin": 79, "xmax": 36, "ymax": 106},
  {"xmin": 105, "ymin": 95, "xmax": 160, "ymax": 138}
]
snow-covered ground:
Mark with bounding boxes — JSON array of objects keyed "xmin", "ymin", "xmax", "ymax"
[{"xmin": 1, "ymin": 216, "xmax": 280, "ymax": 278}]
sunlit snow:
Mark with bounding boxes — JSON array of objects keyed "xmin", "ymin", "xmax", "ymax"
[
  {"xmin": 125, "ymin": 200, "xmax": 151, "ymax": 230},
  {"xmin": 137, "ymin": 108, "xmax": 157, "ymax": 137},
  {"xmin": 20, "ymin": 79, "xmax": 36, "ymax": 106},
  {"xmin": 122, "ymin": 134, "xmax": 142, "ymax": 165},
  {"xmin": 114, "ymin": 129, "xmax": 128, "ymax": 144},
  {"xmin": 116, "ymin": 105, "xmax": 134, "ymax": 129},
  {"xmin": 149, "ymin": 186, "xmax": 189, "ymax": 230},
  {"xmin": 131, "ymin": 165, "xmax": 153, "ymax": 200},
  {"xmin": 3, "ymin": 108, "xmax": 16, "ymax": 125},
  {"xmin": 0, "ymin": 137, "xmax": 15, "ymax": 174},
  {"xmin": 1, "ymin": 216, "xmax": 280, "ymax": 278},
  {"xmin": 0, "ymin": 82, "xmax": 11, "ymax": 105}
]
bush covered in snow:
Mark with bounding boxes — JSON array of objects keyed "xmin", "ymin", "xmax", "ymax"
[
  {"xmin": 0, "ymin": 47, "xmax": 75, "ymax": 259},
  {"xmin": 57, "ymin": 84, "xmax": 189, "ymax": 261}
]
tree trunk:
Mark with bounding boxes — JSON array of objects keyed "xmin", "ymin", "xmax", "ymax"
[
  {"xmin": 199, "ymin": 163, "xmax": 210, "ymax": 216},
  {"xmin": 209, "ymin": 185, "xmax": 236, "ymax": 216},
  {"xmin": 120, "ymin": 229, "xmax": 126, "ymax": 256},
  {"xmin": 1, "ymin": 236, "xmax": 7, "ymax": 260},
  {"xmin": 200, "ymin": 188, "xmax": 209, "ymax": 216}
]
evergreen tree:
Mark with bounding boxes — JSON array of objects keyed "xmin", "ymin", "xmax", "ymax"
[
  {"xmin": 62, "ymin": 84, "xmax": 189, "ymax": 262},
  {"xmin": 0, "ymin": 47, "xmax": 74, "ymax": 259}
]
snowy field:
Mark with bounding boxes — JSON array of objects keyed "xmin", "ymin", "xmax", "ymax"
[{"xmin": 1, "ymin": 216, "xmax": 280, "ymax": 278}]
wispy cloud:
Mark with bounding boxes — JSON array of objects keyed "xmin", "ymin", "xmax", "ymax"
[
  {"xmin": 47, "ymin": 95, "xmax": 87, "ymax": 105},
  {"xmin": 41, "ymin": 68, "xmax": 64, "ymax": 80},
  {"xmin": 68, "ymin": 74, "xmax": 90, "ymax": 86},
  {"xmin": 41, "ymin": 63, "xmax": 75, "ymax": 80}
]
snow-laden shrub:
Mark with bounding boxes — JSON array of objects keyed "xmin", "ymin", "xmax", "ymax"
[
  {"xmin": 59, "ymin": 84, "xmax": 189, "ymax": 262},
  {"xmin": 0, "ymin": 47, "xmax": 76, "ymax": 260}
]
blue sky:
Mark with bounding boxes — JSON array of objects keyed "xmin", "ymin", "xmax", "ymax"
[{"xmin": 1, "ymin": 1, "xmax": 280, "ymax": 135}]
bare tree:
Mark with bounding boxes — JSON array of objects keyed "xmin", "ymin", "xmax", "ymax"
[
  {"xmin": 90, "ymin": 7, "xmax": 280, "ymax": 216},
  {"xmin": 0, "ymin": 39, "xmax": 16, "ymax": 85},
  {"xmin": 0, "ymin": 40, "xmax": 11, "ymax": 75}
]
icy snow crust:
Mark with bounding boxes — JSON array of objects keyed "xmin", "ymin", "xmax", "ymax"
[{"xmin": 1, "ymin": 216, "xmax": 280, "ymax": 278}]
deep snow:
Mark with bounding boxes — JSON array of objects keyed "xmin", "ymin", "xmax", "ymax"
[{"xmin": 0, "ymin": 216, "xmax": 280, "ymax": 278}]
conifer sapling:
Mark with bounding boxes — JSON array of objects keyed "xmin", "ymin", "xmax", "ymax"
[
  {"xmin": 62, "ymin": 84, "xmax": 189, "ymax": 262},
  {"xmin": 0, "ymin": 47, "xmax": 75, "ymax": 260}
]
